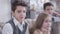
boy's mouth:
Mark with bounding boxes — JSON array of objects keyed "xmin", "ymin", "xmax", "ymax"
[{"xmin": 20, "ymin": 17, "xmax": 24, "ymax": 19}]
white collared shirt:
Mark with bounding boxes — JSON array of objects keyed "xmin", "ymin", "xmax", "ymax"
[
  {"xmin": 13, "ymin": 17, "xmax": 25, "ymax": 31},
  {"xmin": 2, "ymin": 18, "xmax": 29, "ymax": 34}
]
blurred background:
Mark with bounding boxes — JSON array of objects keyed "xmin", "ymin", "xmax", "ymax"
[{"xmin": 0, "ymin": 0, "xmax": 60, "ymax": 34}]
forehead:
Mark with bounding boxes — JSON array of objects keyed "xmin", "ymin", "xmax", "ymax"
[
  {"xmin": 45, "ymin": 16, "xmax": 52, "ymax": 20},
  {"xmin": 45, "ymin": 6, "xmax": 54, "ymax": 9},
  {"xmin": 16, "ymin": 6, "xmax": 27, "ymax": 10}
]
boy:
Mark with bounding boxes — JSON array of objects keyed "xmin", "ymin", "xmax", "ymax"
[
  {"xmin": 2, "ymin": 1, "xmax": 29, "ymax": 34},
  {"xmin": 43, "ymin": 2, "xmax": 60, "ymax": 22}
]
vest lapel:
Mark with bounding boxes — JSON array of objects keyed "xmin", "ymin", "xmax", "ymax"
[{"xmin": 8, "ymin": 19, "xmax": 28, "ymax": 34}]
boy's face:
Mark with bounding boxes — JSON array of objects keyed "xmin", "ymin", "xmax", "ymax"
[
  {"xmin": 44, "ymin": 6, "xmax": 54, "ymax": 15},
  {"xmin": 12, "ymin": 6, "xmax": 27, "ymax": 22}
]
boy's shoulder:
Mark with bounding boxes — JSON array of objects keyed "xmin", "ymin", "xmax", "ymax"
[
  {"xmin": 4, "ymin": 23, "xmax": 11, "ymax": 27},
  {"xmin": 3, "ymin": 23, "xmax": 13, "ymax": 30},
  {"xmin": 3, "ymin": 19, "xmax": 14, "ymax": 29}
]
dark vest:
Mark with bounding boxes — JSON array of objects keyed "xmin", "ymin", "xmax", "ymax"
[{"xmin": 7, "ymin": 19, "xmax": 28, "ymax": 34}]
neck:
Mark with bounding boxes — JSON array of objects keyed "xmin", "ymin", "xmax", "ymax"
[
  {"xmin": 19, "ymin": 20, "xmax": 24, "ymax": 24},
  {"xmin": 42, "ymin": 31, "xmax": 50, "ymax": 34},
  {"xmin": 16, "ymin": 19, "xmax": 23, "ymax": 24}
]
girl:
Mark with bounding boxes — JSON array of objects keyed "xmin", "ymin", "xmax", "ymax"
[{"xmin": 30, "ymin": 13, "xmax": 52, "ymax": 34}]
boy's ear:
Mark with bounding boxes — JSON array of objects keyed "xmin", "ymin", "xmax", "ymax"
[{"xmin": 11, "ymin": 11, "xmax": 15, "ymax": 17}]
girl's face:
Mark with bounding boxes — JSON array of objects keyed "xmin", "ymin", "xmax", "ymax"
[{"xmin": 41, "ymin": 16, "xmax": 52, "ymax": 31}]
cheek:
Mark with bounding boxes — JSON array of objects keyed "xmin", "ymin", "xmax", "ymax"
[
  {"xmin": 47, "ymin": 10, "xmax": 51, "ymax": 13},
  {"xmin": 46, "ymin": 10, "xmax": 50, "ymax": 13},
  {"xmin": 49, "ymin": 23, "xmax": 52, "ymax": 27},
  {"xmin": 42, "ymin": 22, "xmax": 48, "ymax": 27},
  {"xmin": 16, "ymin": 14, "xmax": 20, "ymax": 18},
  {"xmin": 14, "ymin": 13, "xmax": 18, "ymax": 17},
  {"xmin": 19, "ymin": 13, "xmax": 26, "ymax": 16},
  {"xmin": 23, "ymin": 13, "xmax": 26, "ymax": 17},
  {"xmin": 20, "ymin": 13, "xmax": 26, "ymax": 18},
  {"xmin": 25, "ymin": 13, "xmax": 26, "ymax": 16},
  {"xmin": 49, "ymin": 11, "xmax": 53, "ymax": 13},
  {"xmin": 42, "ymin": 22, "xmax": 51, "ymax": 28}
]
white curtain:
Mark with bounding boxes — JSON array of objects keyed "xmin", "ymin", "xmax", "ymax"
[{"xmin": 0, "ymin": 0, "xmax": 11, "ymax": 23}]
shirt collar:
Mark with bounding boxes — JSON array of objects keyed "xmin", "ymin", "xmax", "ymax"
[{"xmin": 13, "ymin": 17, "xmax": 25, "ymax": 26}]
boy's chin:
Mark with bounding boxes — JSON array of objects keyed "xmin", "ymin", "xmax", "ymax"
[{"xmin": 20, "ymin": 19, "xmax": 25, "ymax": 21}]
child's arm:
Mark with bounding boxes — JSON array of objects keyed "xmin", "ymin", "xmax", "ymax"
[{"xmin": 53, "ymin": 12, "xmax": 60, "ymax": 17}]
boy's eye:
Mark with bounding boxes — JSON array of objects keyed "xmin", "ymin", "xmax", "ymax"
[
  {"xmin": 17, "ymin": 10, "xmax": 26, "ymax": 13},
  {"xmin": 47, "ymin": 9, "xmax": 49, "ymax": 10},
  {"xmin": 23, "ymin": 11, "xmax": 26, "ymax": 13},
  {"xmin": 51, "ymin": 8, "xmax": 53, "ymax": 10}
]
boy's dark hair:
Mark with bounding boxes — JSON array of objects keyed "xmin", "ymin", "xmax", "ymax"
[
  {"xmin": 43, "ymin": 2, "xmax": 54, "ymax": 10},
  {"xmin": 11, "ymin": 0, "xmax": 28, "ymax": 12}
]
